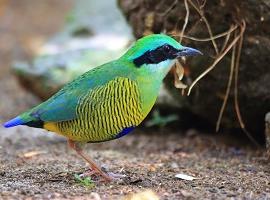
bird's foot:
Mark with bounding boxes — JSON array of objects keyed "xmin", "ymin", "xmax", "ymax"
[
  {"xmin": 79, "ymin": 168, "xmax": 112, "ymax": 182},
  {"xmin": 107, "ymin": 172, "xmax": 126, "ymax": 180},
  {"xmin": 80, "ymin": 168, "xmax": 126, "ymax": 182}
]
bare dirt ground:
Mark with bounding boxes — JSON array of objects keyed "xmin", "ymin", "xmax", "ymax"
[{"xmin": 0, "ymin": 1, "xmax": 269, "ymax": 200}]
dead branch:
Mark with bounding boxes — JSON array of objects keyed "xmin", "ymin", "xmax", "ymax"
[
  {"xmin": 220, "ymin": 25, "xmax": 237, "ymax": 53},
  {"xmin": 233, "ymin": 21, "xmax": 260, "ymax": 146},
  {"xmin": 216, "ymin": 31, "xmax": 236, "ymax": 132},
  {"xmin": 180, "ymin": 25, "xmax": 237, "ymax": 42},
  {"xmin": 187, "ymin": 24, "xmax": 241, "ymax": 96},
  {"xmin": 188, "ymin": 0, "xmax": 219, "ymax": 54},
  {"xmin": 158, "ymin": 0, "xmax": 178, "ymax": 17},
  {"xmin": 179, "ymin": 0, "xmax": 190, "ymax": 43}
]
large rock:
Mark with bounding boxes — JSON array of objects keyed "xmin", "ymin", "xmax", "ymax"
[
  {"xmin": 266, "ymin": 113, "xmax": 270, "ymax": 153},
  {"xmin": 118, "ymin": 0, "xmax": 270, "ymax": 144}
]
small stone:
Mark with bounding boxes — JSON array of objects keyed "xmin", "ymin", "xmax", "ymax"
[
  {"xmin": 180, "ymin": 190, "xmax": 193, "ymax": 197},
  {"xmin": 170, "ymin": 162, "xmax": 179, "ymax": 169}
]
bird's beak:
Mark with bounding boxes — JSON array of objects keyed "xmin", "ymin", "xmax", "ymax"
[{"xmin": 176, "ymin": 46, "xmax": 203, "ymax": 57}]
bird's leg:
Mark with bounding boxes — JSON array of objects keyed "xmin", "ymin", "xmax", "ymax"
[{"xmin": 67, "ymin": 139, "xmax": 112, "ymax": 182}]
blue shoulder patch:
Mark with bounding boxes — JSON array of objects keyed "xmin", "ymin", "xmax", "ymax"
[{"xmin": 115, "ymin": 127, "xmax": 135, "ymax": 139}]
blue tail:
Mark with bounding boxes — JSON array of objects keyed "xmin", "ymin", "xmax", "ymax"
[{"xmin": 3, "ymin": 116, "xmax": 24, "ymax": 128}]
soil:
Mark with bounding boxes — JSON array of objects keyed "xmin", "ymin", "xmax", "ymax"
[{"xmin": 0, "ymin": 1, "xmax": 269, "ymax": 200}]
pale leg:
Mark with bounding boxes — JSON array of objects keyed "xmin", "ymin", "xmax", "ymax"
[{"xmin": 68, "ymin": 139, "xmax": 112, "ymax": 182}]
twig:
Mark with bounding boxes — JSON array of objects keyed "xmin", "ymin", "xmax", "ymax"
[
  {"xmin": 196, "ymin": 0, "xmax": 207, "ymax": 9},
  {"xmin": 233, "ymin": 21, "xmax": 260, "ymax": 147},
  {"xmin": 188, "ymin": 0, "xmax": 219, "ymax": 54},
  {"xmin": 187, "ymin": 26, "xmax": 242, "ymax": 96},
  {"xmin": 200, "ymin": 0, "xmax": 207, "ymax": 9},
  {"xmin": 234, "ymin": 21, "xmax": 245, "ymax": 129},
  {"xmin": 179, "ymin": 25, "xmax": 237, "ymax": 42},
  {"xmin": 220, "ymin": 25, "xmax": 235, "ymax": 53},
  {"xmin": 216, "ymin": 32, "xmax": 236, "ymax": 132},
  {"xmin": 158, "ymin": 0, "xmax": 178, "ymax": 17},
  {"xmin": 179, "ymin": 0, "xmax": 190, "ymax": 43}
]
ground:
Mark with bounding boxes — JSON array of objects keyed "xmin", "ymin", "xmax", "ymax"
[{"xmin": 0, "ymin": 1, "xmax": 269, "ymax": 200}]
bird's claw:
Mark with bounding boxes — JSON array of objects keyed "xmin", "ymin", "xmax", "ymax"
[{"xmin": 79, "ymin": 168, "xmax": 125, "ymax": 182}]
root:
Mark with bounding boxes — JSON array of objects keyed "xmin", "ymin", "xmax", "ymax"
[
  {"xmin": 180, "ymin": 25, "xmax": 238, "ymax": 42},
  {"xmin": 179, "ymin": 0, "xmax": 190, "ymax": 43},
  {"xmin": 216, "ymin": 31, "xmax": 237, "ymax": 132},
  {"xmin": 188, "ymin": 0, "xmax": 219, "ymax": 54},
  {"xmin": 187, "ymin": 24, "xmax": 242, "ymax": 96},
  {"xmin": 233, "ymin": 21, "xmax": 260, "ymax": 146},
  {"xmin": 158, "ymin": 0, "xmax": 178, "ymax": 17}
]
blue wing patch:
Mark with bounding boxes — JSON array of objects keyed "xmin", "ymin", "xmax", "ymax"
[{"xmin": 115, "ymin": 127, "xmax": 135, "ymax": 139}]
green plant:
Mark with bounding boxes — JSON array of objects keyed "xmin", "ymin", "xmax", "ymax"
[
  {"xmin": 74, "ymin": 174, "xmax": 95, "ymax": 188},
  {"xmin": 146, "ymin": 109, "xmax": 179, "ymax": 128}
]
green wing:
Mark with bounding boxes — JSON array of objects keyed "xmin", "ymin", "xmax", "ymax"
[{"xmin": 28, "ymin": 61, "xmax": 129, "ymax": 123}]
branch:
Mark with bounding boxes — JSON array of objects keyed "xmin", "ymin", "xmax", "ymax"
[
  {"xmin": 233, "ymin": 21, "xmax": 260, "ymax": 147},
  {"xmin": 216, "ymin": 31, "xmax": 236, "ymax": 132},
  {"xmin": 180, "ymin": 25, "xmax": 237, "ymax": 42},
  {"xmin": 187, "ymin": 25, "xmax": 242, "ymax": 96},
  {"xmin": 179, "ymin": 0, "xmax": 190, "ymax": 43},
  {"xmin": 188, "ymin": 0, "xmax": 219, "ymax": 54}
]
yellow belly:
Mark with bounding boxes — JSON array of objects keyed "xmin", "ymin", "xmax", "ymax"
[{"xmin": 44, "ymin": 77, "xmax": 144, "ymax": 142}]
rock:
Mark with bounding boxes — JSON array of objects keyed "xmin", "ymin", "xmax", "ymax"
[
  {"xmin": 265, "ymin": 113, "xmax": 270, "ymax": 152},
  {"xmin": 118, "ymin": 0, "xmax": 270, "ymax": 144},
  {"xmin": 13, "ymin": 0, "xmax": 133, "ymax": 100}
]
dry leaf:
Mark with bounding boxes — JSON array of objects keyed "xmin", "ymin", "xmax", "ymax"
[
  {"xmin": 174, "ymin": 79, "xmax": 188, "ymax": 89},
  {"xmin": 175, "ymin": 60, "xmax": 185, "ymax": 80},
  {"xmin": 174, "ymin": 61, "xmax": 188, "ymax": 89}
]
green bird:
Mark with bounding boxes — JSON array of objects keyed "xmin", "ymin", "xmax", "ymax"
[{"xmin": 4, "ymin": 34, "xmax": 201, "ymax": 181}]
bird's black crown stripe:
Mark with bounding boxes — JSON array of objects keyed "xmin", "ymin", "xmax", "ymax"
[{"xmin": 133, "ymin": 44, "xmax": 179, "ymax": 67}]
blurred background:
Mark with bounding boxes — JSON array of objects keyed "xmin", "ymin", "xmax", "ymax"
[{"xmin": 0, "ymin": 0, "xmax": 269, "ymax": 199}]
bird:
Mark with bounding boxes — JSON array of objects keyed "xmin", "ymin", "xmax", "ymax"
[{"xmin": 3, "ymin": 34, "xmax": 202, "ymax": 181}]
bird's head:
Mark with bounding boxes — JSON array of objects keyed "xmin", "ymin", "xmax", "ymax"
[{"xmin": 123, "ymin": 34, "xmax": 202, "ymax": 69}]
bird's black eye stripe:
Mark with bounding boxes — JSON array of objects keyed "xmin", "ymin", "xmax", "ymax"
[{"xmin": 133, "ymin": 44, "xmax": 179, "ymax": 67}]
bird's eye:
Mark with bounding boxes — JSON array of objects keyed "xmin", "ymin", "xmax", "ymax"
[
  {"xmin": 164, "ymin": 45, "xmax": 171, "ymax": 52},
  {"xmin": 164, "ymin": 45, "xmax": 170, "ymax": 51}
]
